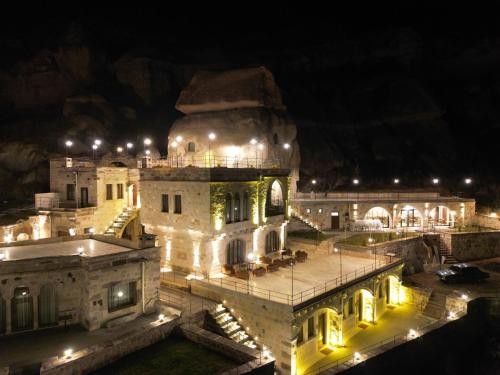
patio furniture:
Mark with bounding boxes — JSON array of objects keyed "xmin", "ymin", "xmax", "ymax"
[
  {"xmin": 252, "ymin": 267, "xmax": 266, "ymax": 277},
  {"xmin": 295, "ymin": 250, "xmax": 308, "ymax": 262},
  {"xmin": 282, "ymin": 248, "xmax": 293, "ymax": 256},
  {"xmin": 235, "ymin": 269, "xmax": 250, "ymax": 280},
  {"xmin": 273, "ymin": 259, "xmax": 287, "ymax": 268},
  {"xmin": 259, "ymin": 256, "xmax": 272, "ymax": 265},
  {"xmin": 267, "ymin": 263, "xmax": 280, "ymax": 272},
  {"xmin": 222, "ymin": 264, "xmax": 235, "ymax": 275}
]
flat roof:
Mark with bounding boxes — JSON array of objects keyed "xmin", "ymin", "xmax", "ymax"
[{"xmin": 0, "ymin": 239, "xmax": 136, "ymax": 262}]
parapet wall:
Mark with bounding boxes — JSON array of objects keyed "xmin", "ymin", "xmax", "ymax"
[{"xmin": 445, "ymin": 230, "xmax": 500, "ymax": 261}]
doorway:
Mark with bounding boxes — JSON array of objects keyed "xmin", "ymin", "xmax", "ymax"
[
  {"xmin": 80, "ymin": 187, "xmax": 89, "ymax": 208},
  {"xmin": 319, "ymin": 312, "xmax": 327, "ymax": 345},
  {"xmin": 331, "ymin": 211, "xmax": 340, "ymax": 230}
]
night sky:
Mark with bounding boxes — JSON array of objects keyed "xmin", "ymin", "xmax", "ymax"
[{"xmin": 2, "ymin": 4, "xmax": 500, "ymax": 206}]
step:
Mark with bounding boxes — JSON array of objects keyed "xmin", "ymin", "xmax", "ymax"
[
  {"xmin": 212, "ymin": 308, "xmax": 228, "ymax": 319},
  {"xmin": 220, "ymin": 317, "xmax": 236, "ymax": 328},
  {"xmin": 226, "ymin": 326, "xmax": 243, "ymax": 337}
]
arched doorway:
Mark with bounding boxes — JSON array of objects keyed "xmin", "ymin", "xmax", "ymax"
[
  {"xmin": 265, "ymin": 231, "xmax": 280, "ymax": 254},
  {"xmin": 364, "ymin": 207, "xmax": 391, "ymax": 228},
  {"xmin": 266, "ymin": 180, "xmax": 284, "ymax": 217},
  {"xmin": 398, "ymin": 206, "xmax": 422, "ymax": 228},
  {"xmin": 428, "ymin": 206, "xmax": 451, "ymax": 226},
  {"xmin": 226, "ymin": 239, "xmax": 245, "ymax": 265},
  {"xmin": 11, "ymin": 287, "xmax": 33, "ymax": 331},
  {"xmin": 38, "ymin": 284, "xmax": 57, "ymax": 327},
  {"xmin": 385, "ymin": 275, "xmax": 402, "ymax": 305},
  {"xmin": 356, "ymin": 289, "xmax": 374, "ymax": 322}
]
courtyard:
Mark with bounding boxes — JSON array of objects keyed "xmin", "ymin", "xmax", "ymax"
[{"xmin": 201, "ymin": 250, "xmax": 400, "ymax": 305}]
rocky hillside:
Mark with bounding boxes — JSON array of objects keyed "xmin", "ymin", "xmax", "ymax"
[{"xmin": 1, "ymin": 11, "xmax": 499, "ymax": 207}]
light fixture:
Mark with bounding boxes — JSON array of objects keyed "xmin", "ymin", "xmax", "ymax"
[
  {"xmin": 408, "ymin": 329, "xmax": 417, "ymax": 338},
  {"xmin": 247, "ymin": 252, "xmax": 254, "ymax": 261},
  {"xmin": 144, "ymin": 138, "xmax": 152, "ymax": 146},
  {"xmin": 250, "ymin": 138, "xmax": 257, "ymax": 145},
  {"xmin": 117, "ymin": 291, "xmax": 124, "ymax": 298},
  {"xmin": 64, "ymin": 348, "xmax": 73, "ymax": 359},
  {"xmin": 158, "ymin": 313, "xmax": 165, "ymax": 322},
  {"xmin": 353, "ymin": 179, "xmax": 359, "ymax": 185},
  {"xmin": 22, "ymin": 291, "xmax": 27, "ymax": 296},
  {"xmin": 354, "ymin": 352, "xmax": 361, "ymax": 361},
  {"xmin": 92, "ymin": 144, "xmax": 98, "ymax": 150},
  {"xmin": 283, "ymin": 143, "xmax": 290, "ymax": 149},
  {"xmin": 461, "ymin": 293, "xmax": 468, "ymax": 300},
  {"xmin": 126, "ymin": 142, "xmax": 133, "ymax": 149},
  {"xmin": 171, "ymin": 141, "xmax": 178, "ymax": 148},
  {"xmin": 394, "ymin": 178, "xmax": 400, "ymax": 184},
  {"xmin": 432, "ymin": 178, "xmax": 439, "ymax": 184},
  {"xmin": 94, "ymin": 139, "xmax": 102, "ymax": 146},
  {"xmin": 175, "ymin": 135, "xmax": 183, "ymax": 142},
  {"xmin": 334, "ymin": 248, "xmax": 339, "ymax": 253},
  {"xmin": 65, "ymin": 140, "xmax": 73, "ymax": 147},
  {"xmin": 230, "ymin": 308, "xmax": 234, "ymax": 312},
  {"xmin": 312, "ymin": 179, "xmax": 317, "ymax": 185},
  {"xmin": 257, "ymin": 143, "xmax": 264, "ymax": 150},
  {"xmin": 262, "ymin": 349, "xmax": 271, "ymax": 359},
  {"xmin": 77, "ymin": 247, "xmax": 84, "ymax": 255},
  {"xmin": 208, "ymin": 132, "xmax": 216, "ymax": 140},
  {"xmin": 368, "ymin": 237, "xmax": 374, "ymax": 243},
  {"xmin": 238, "ymin": 317, "xmax": 242, "ymax": 321},
  {"xmin": 465, "ymin": 178, "xmax": 472, "ymax": 184},
  {"xmin": 222, "ymin": 300, "xmax": 226, "ymax": 304},
  {"xmin": 145, "ymin": 150, "xmax": 151, "ymax": 155},
  {"xmin": 116, "ymin": 147, "xmax": 123, "ymax": 153},
  {"xmin": 448, "ymin": 311, "xmax": 457, "ymax": 320}
]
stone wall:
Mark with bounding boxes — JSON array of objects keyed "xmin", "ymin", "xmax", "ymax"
[
  {"xmin": 444, "ymin": 230, "xmax": 500, "ymax": 261},
  {"xmin": 402, "ymin": 285, "xmax": 430, "ymax": 311},
  {"xmin": 471, "ymin": 214, "xmax": 500, "ymax": 230},
  {"xmin": 40, "ymin": 317, "xmax": 179, "ymax": 375},
  {"xmin": 191, "ymin": 281, "xmax": 294, "ymax": 373}
]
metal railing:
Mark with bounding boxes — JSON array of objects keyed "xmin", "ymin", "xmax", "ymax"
[
  {"xmin": 303, "ymin": 314, "xmax": 458, "ymax": 375},
  {"xmin": 143, "ymin": 155, "xmax": 290, "ymax": 169}
]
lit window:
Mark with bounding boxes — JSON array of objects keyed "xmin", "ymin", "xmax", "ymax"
[
  {"xmin": 108, "ymin": 282, "xmax": 137, "ymax": 312},
  {"xmin": 318, "ymin": 208, "xmax": 323, "ymax": 214}
]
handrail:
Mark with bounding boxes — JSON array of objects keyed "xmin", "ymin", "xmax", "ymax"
[{"xmin": 142, "ymin": 155, "xmax": 290, "ymax": 169}]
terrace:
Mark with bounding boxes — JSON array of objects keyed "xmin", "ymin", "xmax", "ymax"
[{"xmin": 163, "ymin": 250, "xmax": 402, "ymax": 306}]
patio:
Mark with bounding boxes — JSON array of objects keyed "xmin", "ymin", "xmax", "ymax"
[{"xmin": 201, "ymin": 250, "xmax": 399, "ymax": 305}]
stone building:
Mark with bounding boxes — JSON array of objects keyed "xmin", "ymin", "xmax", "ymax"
[
  {"xmin": 0, "ymin": 235, "xmax": 160, "ymax": 335},
  {"xmin": 34, "ymin": 157, "xmax": 142, "ymax": 239},
  {"xmin": 140, "ymin": 167, "xmax": 290, "ymax": 275},
  {"xmin": 292, "ymin": 191, "xmax": 475, "ymax": 231},
  {"xmin": 167, "ymin": 66, "xmax": 301, "ymax": 195}
]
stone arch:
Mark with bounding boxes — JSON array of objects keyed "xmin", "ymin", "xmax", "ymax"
[
  {"xmin": 397, "ymin": 205, "xmax": 423, "ymax": 228},
  {"xmin": 38, "ymin": 284, "xmax": 57, "ymax": 328},
  {"xmin": 265, "ymin": 179, "xmax": 284, "ymax": 217},
  {"xmin": 11, "ymin": 286, "xmax": 33, "ymax": 332},
  {"xmin": 364, "ymin": 206, "xmax": 392, "ymax": 228},
  {"xmin": 428, "ymin": 205, "xmax": 452, "ymax": 227},
  {"xmin": 294, "ymin": 306, "xmax": 342, "ymax": 347},
  {"xmin": 353, "ymin": 288, "xmax": 375, "ymax": 322}
]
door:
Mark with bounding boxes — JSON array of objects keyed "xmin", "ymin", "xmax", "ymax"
[
  {"xmin": 331, "ymin": 211, "xmax": 340, "ymax": 230},
  {"xmin": 357, "ymin": 293, "xmax": 363, "ymax": 321},
  {"xmin": 80, "ymin": 187, "xmax": 89, "ymax": 208},
  {"xmin": 319, "ymin": 313, "xmax": 327, "ymax": 345}
]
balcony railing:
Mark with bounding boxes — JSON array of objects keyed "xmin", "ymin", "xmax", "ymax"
[{"xmin": 140, "ymin": 155, "xmax": 290, "ymax": 169}]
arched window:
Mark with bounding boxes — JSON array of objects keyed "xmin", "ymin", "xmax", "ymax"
[
  {"xmin": 38, "ymin": 284, "xmax": 57, "ymax": 328},
  {"xmin": 265, "ymin": 231, "xmax": 280, "ymax": 254},
  {"xmin": 266, "ymin": 180, "xmax": 285, "ymax": 217},
  {"xmin": 188, "ymin": 142, "xmax": 196, "ymax": 152},
  {"xmin": 273, "ymin": 133, "xmax": 279, "ymax": 145},
  {"xmin": 234, "ymin": 193, "xmax": 241, "ymax": 222},
  {"xmin": 242, "ymin": 192, "xmax": 249, "ymax": 221},
  {"xmin": 225, "ymin": 193, "xmax": 233, "ymax": 224},
  {"xmin": 12, "ymin": 287, "xmax": 33, "ymax": 332},
  {"xmin": 226, "ymin": 239, "xmax": 245, "ymax": 265},
  {"xmin": 0, "ymin": 292, "xmax": 5, "ymax": 334}
]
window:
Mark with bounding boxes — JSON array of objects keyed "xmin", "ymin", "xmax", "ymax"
[
  {"xmin": 117, "ymin": 184, "xmax": 124, "ymax": 199},
  {"xmin": 12, "ymin": 287, "xmax": 33, "ymax": 331},
  {"xmin": 226, "ymin": 239, "xmax": 245, "ymax": 265},
  {"xmin": 297, "ymin": 325, "xmax": 304, "ymax": 344},
  {"xmin": 38, "ymin": 284, "xmax": 57, "ymax": 327},
  {"xmin": 161, "ymin": 194, "xmax": 169, "ymax": 213},
  {"xmin": 266, "ymin": 180, "xmax": 284, "ymax": 217},
  {"xmin": 108, "ymin": 281, "xmax": 137, "ymax": 312},
  {"xmin": 273, "ymin": 133, "xmax": 279, "ymax": 145},
  {"xmin": 318, "ymin": 208, "xmax": 323, "ymax": 214},
  {"xmin": 225, "ymin": 193, "xmax": 233, "ymax": 224},
  {"xmin": 174, "ymin": 195, "xmax": 182, "ymax": 214},
  {"xmin": 242, "ymin": 192, "xmax": 249, "ymax": 221},
  {"xmin": 106, "ymin": 184, "xmax": 113, "ymax": 200},
  {"xmin": 348, "ymin": 297, "xmax": 354, "ymax": 314},
  {"xmin": 265, "ymin": 231, "xmax": 279, "ymax": 254},
  {"xmin": 188, "ymin": 142, "xmax": 196, "ymax": 152},
  {"xmin": 66, "ymin": 184, "xmax": 75, "ymax": 201},
  {"xmin": 234, "ymin": 193, "xmax": 241, "ymax": 222},
  {"xmin": 307, "ymin": 317, "xmax": 315, "ymax": 339},
  {"xmin": 306, "ymin": 208, "xmax": 311, "ymax": 214}
]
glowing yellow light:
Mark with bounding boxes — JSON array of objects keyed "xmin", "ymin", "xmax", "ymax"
[
  {"xmin": 165, "ymin": 240, "xmax": 172, "ymax": 261},
  {"xmin": 158, "ymin": 313, "xmax": 165, "ymax": 321},
  {"xmin": 192, "ymin": 241, "xmax": 201, "ymax": 268},
  {"xmin": 64, "ymin": 348, "xmax": 73, "ymax": 358}
]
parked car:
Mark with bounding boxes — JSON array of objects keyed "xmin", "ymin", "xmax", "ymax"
[{"xmin": 436, "ymin": 263, "xmax": 490, "ymax": 284}]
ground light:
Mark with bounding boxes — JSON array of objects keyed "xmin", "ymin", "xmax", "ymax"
[
  {"xmin": 353, "ymin": 352, "xmax": 361, "ymax": 362},
  {"xmin": 158, "ymin": 313, "xmax": 165, "ymax": 322},
  {"xmin": 64, "ymin": 348, "xmax": 73, "ymax": 359},
  {"xmin": 408, "ymin": 329, "xmax": 417, "ymax": 339}
]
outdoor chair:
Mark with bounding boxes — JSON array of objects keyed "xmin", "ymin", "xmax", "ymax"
[
  {"xmin": 252, "ymin": 267, "xmax": 266, "ymax": 277},
  {"xmin": 235, "ymin": 269, "xmax": 250, "ymax": 280},
  {"xmin": 267, "ymin": 263, "xmax": 280, "ymax": 272},
  {"xmin": 222, "ymin": 264, "xmax": 235, "ymax": 275}
]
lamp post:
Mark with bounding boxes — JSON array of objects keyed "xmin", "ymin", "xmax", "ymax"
[
  {"xmin": 116, "ymin": 146, "xmax": 123, "ymax": 156},
  {"xmin": 92, "ymin": 144, "xmax": 98, "ymax": 160},
  {"xmin": 126, "ymin": 142, "xmax": 133, "ymax": 156},
  {"xmin": 144, "ymin": 138, "xmax": 152, "ymax": 153},
  {"xmin": 257, "ymin": 143, "xmax": 264, "ymax": 168},
  {"xmin": 246, "ymin": 252, "xmax": 254, "ymax": 294},
  {"xmin": 171, "ymin": 141, "xmax": 179, "ymax": 167},
  {"xmin": 250, "ymin": 138, "xmax": 258, "ymax": 167},
  {"xmin": 283, "ymin": 143, "xmax": 290, "ymax": 168},
  {"xmin": 65, "ymin": 140, "xmax": 73, "ymax": 156},
  {"xmin": 208, "ymin": 132, "xmax": 216, "ymax": 167}
]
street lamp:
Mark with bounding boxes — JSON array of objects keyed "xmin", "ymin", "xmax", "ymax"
[
  {"xmin": 353, "ymin": 178, "xmax": 359, "ymax": 185},
  {"xmin": 65, "ymin": 140, "xmax": 73, "ymax": 156},
  {"xmin": 175, "ymin": 135, "xmax": 183, "ymax": 142},
  {"xmin": 208, "ymin": 132, "xmax": 216, "ymax": 167},
  {"xmin": 116, "ymin": 146, "xmax": 123, "ymax": 154},
  {"xmin": 144, "ymin": 138, "xmax": 152, "ymax": 146},
  {"xmin": 283, "ymin": 143, "xmax": 290, "ymax": 149},
  {"xmin": 250, "ymin": 138, "xmax": 258, "ymax": 167},
  {"xmin": 92, "ymin": 144, "xmax": 98, "ymax": 159},
  {"xmin": 312, "ymin": 179, "xmax": 317, "ymax": 185},
  {"xmin": 465, "ymin": 178, "xmax": 472, "ymax": 185},
  {"xmin": 257, "ymin": 143, "xmax": 264, "ymax": 165},
  {"xmin": 394, "ymin": 178, "xmax": 400, "ymax": 184},
  {"xmin": 171, "ymin": 141, "xmax": 179, "ymax": 166},
  {"xmin": 94, "ymin": 139, "xmax": 102, "ymax": 146},
  {"xmin": 432, "ymin": 178, "xmax": 439, "ymax": 185},
  {"xmin": 145, "ymin": 149, "xmax": 151, "ymax": 156}
]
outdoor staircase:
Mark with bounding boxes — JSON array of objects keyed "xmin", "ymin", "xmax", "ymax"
[
  {"xmin": 423, "ymin": 291, "xmax": 447, "ymax": 319},
  {"xmin": 438, "ymin": 236, "xmax": 458, "ymax": 264},
  {"xmin": 209, "ymin": 303, "xmax": 259, "ymax": 350},
  {"xmin": 289, "ymin": 214, "xmax": 318, "ymax": 232},
  {"xmin": 104, "ymin": 207, "xmax": 137, "ymax": 237}
]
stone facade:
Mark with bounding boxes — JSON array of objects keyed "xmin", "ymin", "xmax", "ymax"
[
  {"xmin": 441, "ymin": 230, "xmax": 500, "ymax": 261},
  {"xmin": 292, "ymin": 191, "xmax": 475, "ymax": 231},
  {"xmin": 0, "ymin": 235, "xmax": 160, "ymax": 335},
  {"xmin": 140, "ymin": 167, "xmax": 290, "ymax": 275}
]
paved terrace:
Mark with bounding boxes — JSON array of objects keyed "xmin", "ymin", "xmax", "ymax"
[
  {"xmin": 197, "ymin": 251, "xmax": 400, "ymax": 305},
  {"xmin": 293, "ymin": 191, "xmax": 473, "ymax": 203}
]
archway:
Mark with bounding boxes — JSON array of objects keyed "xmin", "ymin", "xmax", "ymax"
[
  {"xmin": 385, "ymin": 275, "xmax": 402, "ymax": 305},
  {"xmin": 356, "ymin": 289, "xmax": 374, "ymax": 322},
  {"xmin": 398, "ymin": 205, "xmax": 422, "ymax": 228},
  {"xmin": 266, "ymin": 180, "xmax": 284, "ymax": 217},
  {"xmin": 11, "ymin": 287, "xmax": 33, "ymax": 332},
  {"xmin": 428, "ymin": 206, "xmax": 451, "ymax": 226},
  {"xmin": 364, "ymin": 207, "xmax": 391, "ymax": 228}
]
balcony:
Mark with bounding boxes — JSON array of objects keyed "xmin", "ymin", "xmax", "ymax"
[
  {"xmin": 35, "ymin": 193, "xmax": 95, "ymax": 210},
  {"xmin": 139, "ymin": 155, "xmax": 290, "ymax": 169}
]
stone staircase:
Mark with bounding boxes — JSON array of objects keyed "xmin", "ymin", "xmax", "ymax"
[
  {"xmin": 104, "ymin": 207, "xmax": 137, "ymax": 237},
  {"xmin": 438, "ymin": 236, "xmax": 458, "ymax": 264},
  {"xmin": 423, "ymin": 291, "xmax": 447, "ymax": 319},
  {"xmin": 209, "ymin": 303, "xmax": 259, "ymax": 350},
  {"xmin": 289, "ymin": 214, "xmax": 318, "ymax": 232}
]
